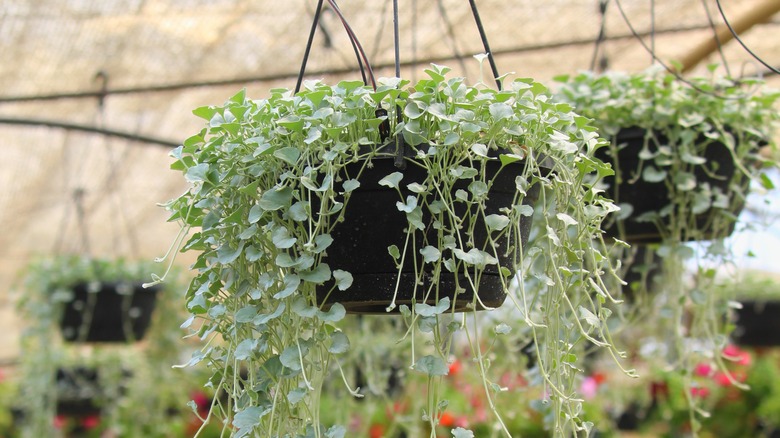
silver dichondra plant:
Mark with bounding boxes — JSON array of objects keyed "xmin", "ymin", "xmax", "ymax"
[{"xmin": 158, "ymin": 64, "xmax": 624, "ymax": 437}]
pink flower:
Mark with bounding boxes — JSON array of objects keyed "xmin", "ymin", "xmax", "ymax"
[
  {"xmin": 580, "ymin": 377, "xmax": 598, "ymax": 400},
  {"xmin": 714, "ymin": 370, "xmax": 747, "ymax": 386},
  {"xmin": 53, "ymin": 415, "xmax": 67, "ymax": 429},
  {"xmin": 714, "ymin": 372, "xmax": 731, "ymax": 386},
  {"xmin": 723, "ymin": 345, "xmax": 751, "ymax": 366},
  {"xmin": 690, "ymin": 386, "xmax": 710, "ymax": 398},
  {"xmin": 694, "ymin": 363, "xmax": 713, "ymax": 377}
]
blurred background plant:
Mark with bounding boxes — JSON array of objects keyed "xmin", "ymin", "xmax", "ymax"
[{"xmin": 7, "ymin": 257, "xmax": 214, "ymax": 438}]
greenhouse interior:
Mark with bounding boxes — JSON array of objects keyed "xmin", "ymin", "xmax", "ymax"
[{"xmin": 2, "ymin": 0, "xmax": 780, "ymax": 437}]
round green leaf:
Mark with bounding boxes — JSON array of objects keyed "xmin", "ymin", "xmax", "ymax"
[{"xmin": 413, "ymin": 355, "xmax": 449, "ymax": 376}]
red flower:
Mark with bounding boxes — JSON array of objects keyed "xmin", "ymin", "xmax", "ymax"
[
  {"xmin": 369, "ymin": 423, "xmax": 385, "ymax": 438},
  {"xmin": 81, "ymin": 414, "xmax": 101, "ymax": 429},
  {"xmin": 592, "ymin": 372, "xmax": 607, "ymax": 385},
  {"xmin": 448, "ymin": 360, "xmax": 462, "ymax": 376},
  {"xmin": 191, "ymin": 390, "xmax": 211, "ymax": 414},
  {"xmin": 384, "ymin": 401, "xmax": 407, "ymax": 420},
  {"xmin": 650, "ymin": 381, "xmax": 669, "ymax": 400},
  {"xmin": 440, "ymin": 411, "xmax": 456, "ymax": 427},
  {"xmin": 690, "ymin": 386, "xmax": 710, "ymax": 398}
]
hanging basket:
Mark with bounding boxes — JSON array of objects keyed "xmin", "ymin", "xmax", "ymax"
[
  {"xmin": 55, "ymin": 367, "xmax": 132, "ymax": 416},
  {"xmin": 598, "ymin": 127, "xmax": 750, "ymax": 243},
  {"xmin": 55, "ymin": 367, "xmax": 102, "ymax": 416},
  {"xmin": 732, "ymin": 300, "xmax": 780, "ymax": 347},
  {"xmin": 59, "ymin": 282, "xmax": 160, "ymax": 343},
  {"xmin": 316, "ymin": 145, "xmax": 540, "ymax": 314}
]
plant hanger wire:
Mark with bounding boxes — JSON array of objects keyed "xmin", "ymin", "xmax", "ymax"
[
  {"xmin": 294, "ymin": 0, "xmax": 504, "ymax": 170},
  {"xmin": 295, "ymin": 0, "xmax": 503, "ymax": 93}
]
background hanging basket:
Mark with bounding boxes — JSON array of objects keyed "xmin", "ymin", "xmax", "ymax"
[
  {"xmin": 55, "ymin": 367, "xmax": 102, "ymax": 416},
  {"xmin": 598, "ymin": 127, "xmax": 750, "ymax": 243},
  {"xmin": 54, "ymin": 366, "xmax": 132, "ymax": 416},
  {"xmin": 59, "ymin": 282, "xmax": 160, "ymax": 343},
  {"xmin": 316, "ymin": 146, "xmax": 540, "ymax": 314}
]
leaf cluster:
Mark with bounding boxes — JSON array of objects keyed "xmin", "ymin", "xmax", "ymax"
[{"xmin": 166, "ymin": 64, "xmax": 623, "ymax": 437}]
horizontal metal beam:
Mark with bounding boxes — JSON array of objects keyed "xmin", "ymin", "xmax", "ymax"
[
  {"xmin": 0, "ymin": 117, "xmax": 180, "ymax": 148},
  {"xmin": 0, "ymin": 22, "xmax": 765, "ymax": 104}
]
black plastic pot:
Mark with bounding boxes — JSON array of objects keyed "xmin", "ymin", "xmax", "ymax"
[
  {"xmin": 55, "ymin": 367, "xmax": 131, "ymax": 416},
  {"xmin": 59, "ymin": 282, "xmax": 160, "ymax": 342},
  {"xmin": 597, "ymin": 127, "xmax": 749, "ymax": 243},
  {"xmin": 615, "ymin": 402, "xmax": 643, "ymax": 431},
  {"xmin": 56, "ymin": 367, "xmax": 102, "ymax": 416},
  {"xmin": 315, "ymin": 144, "xmax": 539, "ymax": 314},
  {"xmin": 732, "ymin": 300, "xmax": 780, "ymax": 346}
]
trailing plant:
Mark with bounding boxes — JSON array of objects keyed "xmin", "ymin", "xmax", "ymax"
[
  {"xmin": 554, "ymin": 66, "xmax": 779, "ymax": 243},
  {"xmin": 14, "ymin": 255, "xmax": 190, "ymax": 438},
  {"xmin": 554, "ymin": 67, "xmax": 780, "ymax": 435},
  {"xmin": 159, "ymin": 63, "xmax": 628, "ymax": 437},
  {"xmin": 622, "ymin": 346, "xmax": 780, "ymax": 438}
]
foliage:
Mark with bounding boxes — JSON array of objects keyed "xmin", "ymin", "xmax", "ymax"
[
  {"xmin": 13, "ymin": 255, "xmax": 196, "ymax": 438},
  {"xmin": 160, "ymin": 62, "xmax": 626, "ymax": 437},
  {"xmin": 629, "ymin": 346, "xmax": 780, "ymax": 438},
  {"xmin": 554, "ymin": 66, "xmax": 779, "ymax": 242},
  {"xmin": 22, "ymin": 254, "xmax": 161, "ymax": 292},
  {"xmin": 554, "ymin": 67, "xmax": 780, "ymax": 436}
]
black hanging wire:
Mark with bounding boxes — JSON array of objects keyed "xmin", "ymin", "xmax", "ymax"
[
  {"xmin": 295, "ymin": 0, "xmax": 326, "ymax": 94},
  {"xmin": 296, "ymin": 0, "xmax": 377, "ymax": 93},
  {"xmin": 468, "ymin": 0, "xmax": 502, "ymax": 90},
  {"xmin": 297, "ymin": 0, "xmax": 369, "ymax": 91},
  {"xmin": 73, "ymin": 188, "xmax": 92, "ymax": 256},
  {"xmin": 53, "ymin": 130, "xmax": 76, "ymax": 254},
  {"xmin": 714, "ymin": 0, "xmax": 780, "ymax": 75},
  {"xmin": 392, "ymin": 0, "xmax": 405, "ymax": 169},
  {"xmin": 700, "ymin": 0, "xmax": 732, "ymax": 77},
  {"xmin": 328, "ymin": 0, "xmax": 370, "ymax": 87},
  {"xmin": 590, "ymin": 0, "xmax": 610, "ymax": 71},
  {"xmin": 52, "ymin": 85, "xmax": 105, "ymax": 256},
  {"xmin": 317, "ymin": 9, "xmax": 334, "ymax": 48},
  {"xmin": 393, "ymin": 0, "xmax": 401, "ymax": 78},
  {"xmin": 94, "ymin": 71, "xmax": 142, "ymax": 259},
  {"xmin": 613, "ymin": 0, "xmax": 735, "ymax": 97},
  {"xmin": 318, "ymin": 7, "xmax": 366, "ymax": 69},
  {"xmin": 650, "ymin": 0, "xmax": 656, "ymax": 65}
]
